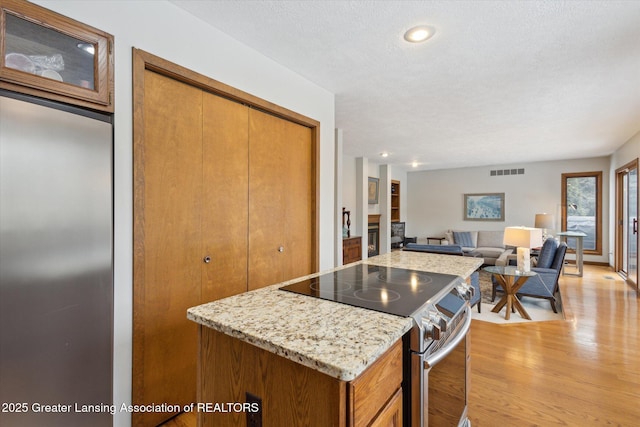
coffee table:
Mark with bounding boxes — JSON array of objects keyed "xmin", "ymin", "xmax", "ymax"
[
  {"xmin": 483, "ymin": 266, "xmax": 537, "ymax": 320},
  {"xmin": 426, "ymin": 236, "xmax": 446, "ymax": 245}
]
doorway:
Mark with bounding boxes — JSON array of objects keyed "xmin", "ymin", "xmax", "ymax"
[{"xmin": 615, "ymin": 159, "xmax": 638, "ymax": 292}]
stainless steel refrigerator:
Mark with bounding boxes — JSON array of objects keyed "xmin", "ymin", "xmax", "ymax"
[{"xmin": 0, "ymin": 91, "xmax": 113, "ymax": 426}]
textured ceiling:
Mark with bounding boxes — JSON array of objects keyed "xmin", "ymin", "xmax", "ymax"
[{"xmin": 170, "ymin": 0, "xmax": 640, "ymax": 171}]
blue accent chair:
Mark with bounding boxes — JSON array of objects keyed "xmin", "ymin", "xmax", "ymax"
[
  {"xmin": 469, "ymin": 270, "xmax": 482, "ymax": 313},
  {"xmin": 492, "ymin": 240, "xmax": 568, "ymax": 313},
  {"xmin": 403, "ymin": 244, "xmax": 482, "ymax": 312}
]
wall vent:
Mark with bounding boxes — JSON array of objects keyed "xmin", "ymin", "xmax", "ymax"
[{"xmin": 490, "ymin": 168, "xmax": 524, "ymax": 176}]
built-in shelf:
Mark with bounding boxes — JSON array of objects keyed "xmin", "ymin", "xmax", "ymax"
[{"xmin": 391, "ymin": 180, "xmax": 400, "ymax": 222}]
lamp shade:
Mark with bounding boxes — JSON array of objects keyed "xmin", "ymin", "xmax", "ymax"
[
  {"xmin": 534, "ymin": 213, "xmax": 555, "ymax": 230},
  {"xmin": 503, "ymin": 226, "xmax": 543, "ymax": 248}
]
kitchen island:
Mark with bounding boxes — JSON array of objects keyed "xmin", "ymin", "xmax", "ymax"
[{"xmin": 187, "ymin": 251, "xmax": 483, "ymax": 426}]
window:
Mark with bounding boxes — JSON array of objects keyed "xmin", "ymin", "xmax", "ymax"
[{"xmin": 561, "ymin": 171, "xmax": 602, "ymax": 255}]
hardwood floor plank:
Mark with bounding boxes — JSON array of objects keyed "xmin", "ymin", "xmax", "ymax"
[{"xmin": 469, "ymin": 265, "xmax": 640, "ymax": 426}]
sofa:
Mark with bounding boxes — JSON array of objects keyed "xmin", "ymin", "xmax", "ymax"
[{"xmin": 443, "ymin": 229, "xmax": 513, "ymax": 265}]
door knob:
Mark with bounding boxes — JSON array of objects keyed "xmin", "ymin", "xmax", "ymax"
[
  {"xmin": 278, "ymin": 246, "xmax": 284, "ymax": 253},
  {"xmin": 203, "ymin": 256, "xmax": 212, "ymax": 263}
]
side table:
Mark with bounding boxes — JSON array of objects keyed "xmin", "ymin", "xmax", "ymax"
[
  {"xmin": 483, "ymin": 266, "xmax": 537, "ymax": 320},
  {"xmin": 557, "ymin": 231, "xmax": 587, "ymax": 277},
  {"xmin": 426, "ymin": 236, "xmax": 446, "ymax": 245}
]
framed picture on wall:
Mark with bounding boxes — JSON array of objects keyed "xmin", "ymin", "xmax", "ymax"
[
  {"xmin": 464, "ymin": 193, "xmax": 505, "ymax": 221},
  {"xmin": 368, "ymin": 177, "xmax": 379, "ymax": 204}
]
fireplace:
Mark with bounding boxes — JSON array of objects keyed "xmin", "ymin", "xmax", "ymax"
[
  {"xmin": 368, "ymin": 227, "xmax": 379, "ymax": 257},
  {"xmin": 368, "ymin": 214, "xmax": 381, "ymax": 257}
]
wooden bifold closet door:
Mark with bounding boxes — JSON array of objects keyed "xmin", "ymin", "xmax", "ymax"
[
  {"xmin": 134, "ymin": 70, "xmax": 203, "ymax": 427},
  {"xmin": 201, "ymin": 91, "xmax": 249, "ymax": 302},
  {"xmin": 133, "ymin": 55, "xmax": 317, "ymax": 426},
  {"xmin": 248, "ymin": 109, "xmax": 314, "ymax": 290},
  {"xmin": 135, "ymin": 71, "xmax": 250, "ymax": 426}
]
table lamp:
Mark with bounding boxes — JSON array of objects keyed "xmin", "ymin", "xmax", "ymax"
[
  {"xmin": 534, "ymin": 213, "xmax": 555, "ymax": 241},
  {"xmin": 503, "ymin": 226, "xmax": 543, "ymax": 272}
]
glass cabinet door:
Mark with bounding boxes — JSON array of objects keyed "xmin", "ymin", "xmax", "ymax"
[{"xmin": 0, "ymin": 0, "xmax": 113, "ymax": 111}]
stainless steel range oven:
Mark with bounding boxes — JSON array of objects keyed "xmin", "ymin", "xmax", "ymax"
[
  {"xmin": 280, "ymin": 263, "xmax": 473, "ymax": 427},
  {"xmin": 406, "ymin": 288, "xmax": 472, "ymax": 427}
]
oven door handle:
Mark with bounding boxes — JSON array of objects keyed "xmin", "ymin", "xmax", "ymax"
[{"xmin": 424, "ymin": 305, "xmax": 472, "ymax": 368}]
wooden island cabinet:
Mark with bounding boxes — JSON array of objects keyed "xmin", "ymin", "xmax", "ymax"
[
  {"xmin": 198, "ymin": 327, "xmax": 403, "ymax": 427},
  {"xmin": 188, "ymin": 252, "xmax": 482, "ymax": 427}
]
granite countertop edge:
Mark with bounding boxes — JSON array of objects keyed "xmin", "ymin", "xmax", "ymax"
[
  {"xmin": 187, "ymin": 251, "xmax": 483, "ymax": 381},
  {"xmin": 187, "ymin": 302, "xmax": 413, "ymax": 381}
]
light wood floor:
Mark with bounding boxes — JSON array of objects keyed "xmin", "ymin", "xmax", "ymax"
[
  {"xmin": 162, "ymin": 264, "xmax": 639, "ymax": 427},
  {"xmin": 469, "ymin": 264, "xmax": 640, "ymax": 426}
]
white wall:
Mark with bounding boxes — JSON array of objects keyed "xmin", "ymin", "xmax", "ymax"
[
  {"xmin": 33, "ymin": 2, "xmax": 335, "ymax": 426},
  {"xmin": 406, "ymin": 157, "xmax": 611, "ymax": 264},
  {"xmin": 342, "ymin": 154, "xmax": 358, "ymax": 228}
]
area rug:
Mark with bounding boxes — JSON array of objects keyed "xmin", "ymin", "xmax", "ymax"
[{"xmin": 473, "ymin": 271, "xmax": 565, "ymax": 324}]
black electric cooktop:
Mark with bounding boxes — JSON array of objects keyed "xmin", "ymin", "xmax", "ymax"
[{"xmin": 280, "ymin": 264, "xmax": 461, "ymax": 317}]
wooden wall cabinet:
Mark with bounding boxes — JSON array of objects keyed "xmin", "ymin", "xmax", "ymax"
[
  {"xmin": 0, "ymin": 0, "xmax": 114, "ymax": 112},
  {"xmin": 199, "ymin": 328, "xmax": 403, "ymax": 427}
]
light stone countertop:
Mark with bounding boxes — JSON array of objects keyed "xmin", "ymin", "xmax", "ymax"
[{"xmin": 187, "ymin": 251, "xmax": 483, "ymax": 381}]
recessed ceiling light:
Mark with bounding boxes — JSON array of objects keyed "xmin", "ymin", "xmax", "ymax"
[
  {"xmin": 403, "ymin": 25, "xmax": 435, "ymax": 43},
  {"xmin": 380, "ymin": 152, "xmax": 389, "ymax": 158},
  {"xmin": 412, "ymin": 162, "xmax": 419, "ymax": 168}
]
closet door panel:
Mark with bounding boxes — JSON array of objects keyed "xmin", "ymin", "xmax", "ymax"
[
  {"xmin": 283, "ymin": 120, "xmax": 314, "ymax": 281},
  {"xmin": 248, "ymin": 109, "xmax": 286, "ymax": 290},
  {"xmin": 134, "ymin": 70, "xmax": 203, "ymax": 426},
  {"xmin": 202, "ymin": 93, "xmax": 249, "ymax": 301}
]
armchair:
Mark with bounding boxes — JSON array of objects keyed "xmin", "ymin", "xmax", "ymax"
[
  {"xmin": 469, "ymin": 270, "xmax": 482, "ymax": 313},
  {"xmin": 492, "ymin": 239, "xmax": 567, "ymax": 313},
  {"xmin": 390, "ymin": 222, "xmax": 406, "ymax": 248}
]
